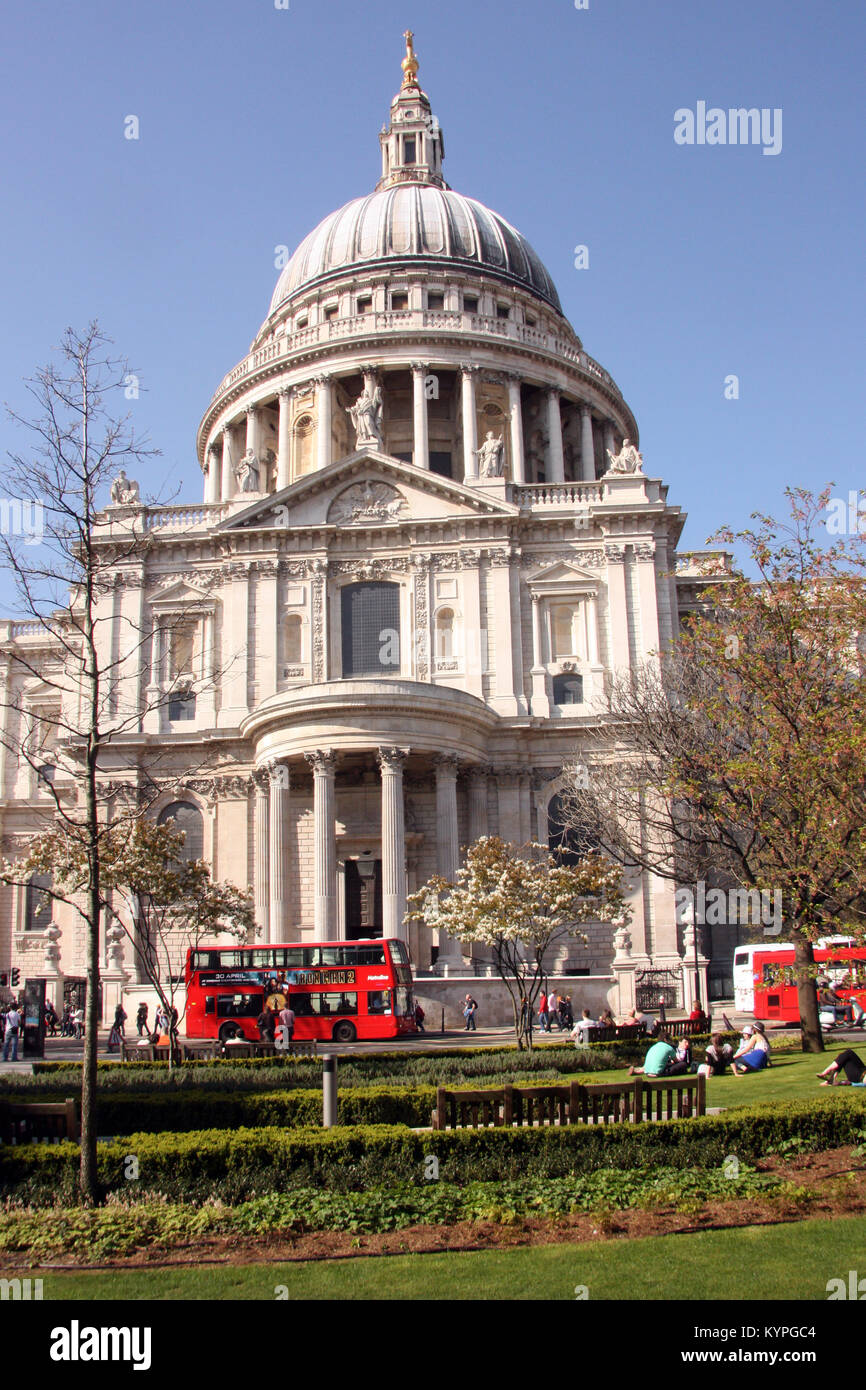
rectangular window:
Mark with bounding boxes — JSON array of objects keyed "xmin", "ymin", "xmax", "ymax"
[
  {"xmin": 288, "ymin": 991, "xmax": 358, "ymax": 1018},
  {"xmin": 168, "ymin": 692, "xmax": 196, "ymax": 721},
  {"xmin": 356, "ymin": 296, "xmax": 372, "ymax": 314},
  {"xmin": 390, "ymin": 292, "xmax": 409, "ymax": 311},
  {"xmin": 323, "ymin": 304, "xmax": 338, "ymax": 321},
  {"xmin": 403, "ymin": 137, "xmax": 416, "ymax": 163},
  {"xmin": 427, "ymin": 293, "xmax": 444, "ymax": 311},
  {"xmin": 341, "ymin": 582, "xmax": 401, "ymax": 677},
  {"xmin": 216, "ymin": 993, "xmax": 262, "ymax": 1019},
  {"xmin": 429, "ymin": 452, "xmax": 453, "ymax": 479},
  {"xmin": 367, "ymin": 990, "xmax": 392, "ymax": 1015},
  {"xmin": 496, "ymin": 303, "xmax": 510, "ymax": 319},
  {"xmin": 205, "ymin": 996, "xmax": 215, "ymax": 1015},
  {"xmin": 463, "ymin": 295, "xmax": 478, "ymax": 313}
]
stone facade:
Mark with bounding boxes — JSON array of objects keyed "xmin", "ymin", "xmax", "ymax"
[{"xmin": 0, "ymin": 38, "xmax": 721, "ymax": 1016}]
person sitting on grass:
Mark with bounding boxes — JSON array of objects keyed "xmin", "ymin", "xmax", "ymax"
[
  {"xmin": 702, "ymin": 1033, "xmax": 734, "ymax": 1076},
  {"xmin": 666, "ymin": 1036, "xmax": 693, "ymax": 1075},
  {"xmin": 816, "ymin": 1049, "xmax": 866, "ymax": 1086},
  {"xmin": 628, "ymin": 1034, "xmax": 676, "ymax": 1077},
  {"xmin": 731, "ymin": 1021, "xmax": 771, "ymax": 1075}
]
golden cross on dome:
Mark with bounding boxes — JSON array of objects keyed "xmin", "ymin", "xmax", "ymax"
[{"xmin": 401, "ymin": 29, "xmax": 419, "ymax": 88}]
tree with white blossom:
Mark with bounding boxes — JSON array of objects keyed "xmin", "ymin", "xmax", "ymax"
[{"xmin": 406, "ymin": 835, "xmax": 628, "ymax": 1050}]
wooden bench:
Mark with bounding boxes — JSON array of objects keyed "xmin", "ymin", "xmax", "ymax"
[
  {"xmin": 574, "ymin": 1023, "xmax": 647, "ymax": 1044},
  {"xmin": 0, "ymin": 1099, "xmax": 80, "ymax": 1144},
  {"xmin": 431, "ymin": 1075, "xmax": 705, "ymax": 1130},
  {"xmin": 658, "ymin": 1017, "xmax": 710, "ymax": 1039}
]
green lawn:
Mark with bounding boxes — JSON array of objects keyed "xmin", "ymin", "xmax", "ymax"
[
  {"xmin": 34, "ymin": 1214, "xmax": 866, "ymax": 1300},
  {"xmin": 575, "ymin": 1042, "xmax": 866, "ymax": 1109}
]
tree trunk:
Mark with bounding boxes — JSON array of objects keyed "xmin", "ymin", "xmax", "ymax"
[{"xmin": 795, "ymin": 936, "xmax": 824, "ymax": 1054}]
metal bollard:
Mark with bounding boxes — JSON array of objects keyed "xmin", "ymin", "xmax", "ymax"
[
  {"xmin": 441, "ymin": 1007, "xmax": 445, "ymax": 1035},
  {"xmin": 322, "ymin": 1054, "xmax": 338, "ymax": 1128}
]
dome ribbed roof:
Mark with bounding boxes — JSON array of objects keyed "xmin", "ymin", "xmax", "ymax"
[{"xmin": 268, "ymin": 184, "xmax": 562, "ymax": 316}]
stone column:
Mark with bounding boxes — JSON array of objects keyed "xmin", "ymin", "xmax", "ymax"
[
  {"xmin": 411, "ymin": 362, "xmax": 430, "ymax": 471},
  {"xmin": 603, "ymin": 421, "xmax": 616, "ymax": 469},
  {"xmin": 605, "ymin": 545, "xmax": 631, "ymax": 674},
  {"xmin": 468, "ymin": 766, "xmax": 489, "ymax": 843},
  {"xmin": 506, "ymin": 374, "xmax": 525, "ymax": 483},
  {"xmin": 580, "ymin": 404, "xmax": 595, "ymax": 482},
  {"xmin": 530, "ymin": 593, "xmax": 549, "ymax": 716},
  {"xmin": 277, "ymin": 389, "xmax": 292, "ymax": 490},
  {"xmin": 434, "ymin": 755, "xmax": 464, "ymax": 972},
  {"xmin": 268, "ymin": 761, "xmax": 289, "ymax": 943},
  {"xmin": 546, "ymin": 389, "xmax": 565, "ymax": 484},
  {"xmin": 378, "ymin": 747, "xmax": 409, "ymax": 941},
  {"xmin": 315, "ymin": 376, "xmax": 333, "ymax": 472},
  {"xmin": 245, "ymin": 404, "xmax": 260, "ymax": 461},
  {"xmin": 460, "ymin": 364, "xmax": 478, "ymax": 480},
  {"xmin": 220, "ymin": 424, "xmax": 235, "ymax": 501},
  {"xmin": 253, "ymin": 770, "xmax": 270, "ymax": 942},
  {"xmin": 306, "ymin": 750, "xmax": 337, "ymax": 935},
  {"xmin": 206, "ymin": 445, "xmax": 221, "ymax": 505}
]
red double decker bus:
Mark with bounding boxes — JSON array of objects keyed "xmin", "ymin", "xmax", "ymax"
[
  {"xmin": 185, "ymin": 938, "xmax": 417, "ymax": 1044},
  {"xmin": 753, "ymin": 944, "xmax": 866, "ymax": 1024}
]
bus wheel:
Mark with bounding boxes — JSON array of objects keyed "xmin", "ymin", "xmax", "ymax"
[
  {"xmin": 219, "ymin": 1022, "xmax": 242, "ymax": 1042},
  {"xmin": 332, "ymin": 1021, "xmax": 356, "ymax": 1044}
]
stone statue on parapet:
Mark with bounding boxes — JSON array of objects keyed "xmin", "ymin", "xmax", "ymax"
[
  {"xmin": 605, "ymin": 438, "xmax": 644, "ymax": 475},
  {"xmin": 235, "ymin": 449, "xmax": 260, "ymax": 493},
  {"xmin": 347, "ymin": 377, "xmax": 384, "ymax": 451},
  {"xmin": 475, "ymin": 431, "xmax": 504, "ymax": 477},
  {"xmin": 109, "ymin": 470, "xmax": 140, "ymax": 505}
]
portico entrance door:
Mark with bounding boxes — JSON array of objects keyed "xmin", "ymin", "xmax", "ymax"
[{"xmin": 344, "ymin": 858, "xmax": 383, "ymax": 939}]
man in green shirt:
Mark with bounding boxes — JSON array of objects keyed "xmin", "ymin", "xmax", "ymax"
[{"xmin": 628, "ymin": 1037, "xmax": 676, "ymax": 1076}]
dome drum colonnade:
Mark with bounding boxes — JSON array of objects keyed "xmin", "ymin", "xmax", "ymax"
[{"xmin": 197, "ymin": 32, "xmax": 637, "ymax": 506}]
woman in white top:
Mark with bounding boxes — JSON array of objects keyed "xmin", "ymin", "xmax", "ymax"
[{"xmin": 732, "ymin": 1021, "xmax": 770, "ymax": 1075}]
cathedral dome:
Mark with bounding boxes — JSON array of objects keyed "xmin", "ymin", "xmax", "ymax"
[{"xmin": 268, "ymin": 185, "xmax": 562, "ymax": 316}]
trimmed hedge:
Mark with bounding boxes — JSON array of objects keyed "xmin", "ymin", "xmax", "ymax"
[
  {"xmin": 94, "ymin": 1085, "xmax": 436, "ymax": 1135},
  {"xmin": 17, "ymin": 1036, "xmax": 745, "ymax": 1097},
  {"xmin": 3, "ymin": 1096, "xmax": 864, "ymax": 1206}
]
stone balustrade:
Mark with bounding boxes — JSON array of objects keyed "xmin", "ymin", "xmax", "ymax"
[
  {"xmin": 512, "ymin": 482, "xmax": 605, "ymax": 508},
  {"xmin": 210, "ymin": 310, "xmax": 621, "ymax": 404}
]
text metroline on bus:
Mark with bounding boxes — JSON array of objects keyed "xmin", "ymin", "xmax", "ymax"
[{"xmin": 185, "ymin": 937, "xmax": 416, "ymax": 1043}]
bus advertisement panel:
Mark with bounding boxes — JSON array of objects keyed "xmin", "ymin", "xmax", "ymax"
[{"xmin": 184, "ymin": 938, "xmax": 416, "ymax": 1044}]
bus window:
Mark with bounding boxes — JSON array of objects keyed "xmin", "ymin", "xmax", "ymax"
[
  {"xmin": 251, "ymin": 949, "xmax": 277, "ymax": 967},
  {"xmin": 320, "ymin": 946, "xmax": 355, "ymax": 966},
  {"xmin": 285, "ymin": 947, "xmax": 321, "ymax": 968},
  {"xmin": 216, "ymin": 993, "xmax": 261, "ymax": 1018},
  {"xmin": 367, "ymin": 990, "xmax": 392, "ymax": 1015},
  {"xmin": 205, "ymin": 996, "xmax": 215, "ymax": 1015},
  {"xmin": 289, "ymin": 991, "xmax": 358, "ymax": 1017},
  {"xmin": 355, "ymin": 945, "xmax": 387, "ymax": 966},
  {"xmin": 395, "ymin": 987, "xmax": 414, "ymax": 1017},
  {"xmin": 388, "ymin": 941, "xmax": 409, "ymax": 965}
]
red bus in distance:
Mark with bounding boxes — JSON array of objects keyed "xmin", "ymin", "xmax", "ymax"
[
  {"xmin": 184, "ymin": 938, "xmax": 417, "ymax": 1044},
  {"xmin": 753, "ymin": 945, "xmax": 866, "ymax": 1024}
]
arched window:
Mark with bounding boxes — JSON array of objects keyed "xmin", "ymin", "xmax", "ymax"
[
  {"xmin": 341, "ymin": 582, "xmax": 400, "ymax": 677},
  {"xmin": 435, "ymin": 608, "xmax": 455, "ymax": 659},
  {"xmin": 548, "ymin": 793, "xmax": 596, "ymax": 866},
  {"xmin": 552, "ymin": 673, "xmax": 583, "ymax": 706},
  {"xmin": 26, "ymin": 873, "xmax": 53, "ymax": 931},
  {"xmin": 294, "ymin": 415, "xmax": 314, "ymax": 476},
  {"xmin": 157, "ymin": 802, "xmax": 204, "ymax": 864},
  {"xmin": 285, "ymin": 613, "xmax": 303, "ymax": 666}
]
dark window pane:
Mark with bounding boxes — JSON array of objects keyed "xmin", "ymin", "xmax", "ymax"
[
  {"xmin": 157, "ymin": 801, "xmax": 204, "ymax": 862},
  {"xmin": 26, "ymin": 874, "xmax": 53, "ymax": 931},
  {"xmin": 429, "ymin": 452, "xmax": 453, "ymax": 479},
  {"xmin": 168, "ymin": 692, "xmax": 196, "ymax": 721},
  {"xmin": 552, "ymin": 674, "xmax": 583, "ymax": 706},
  {"xmin": 341, "ymin": 583, "xmax": 400, "ymax": 677}
]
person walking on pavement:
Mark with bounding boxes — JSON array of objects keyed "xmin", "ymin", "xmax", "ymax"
[
  {"xmin": 3, "ymin": 1004, "xmax": 22, "ymax": 1061},
  {"xmin": 463, "ymin": 994, "xmax": 478, "ymax": 1031}
]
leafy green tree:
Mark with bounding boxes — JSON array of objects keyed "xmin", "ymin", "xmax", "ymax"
[{"xmin": 560, "ymin": 488, "xmax": 866, "ymax": 1053}]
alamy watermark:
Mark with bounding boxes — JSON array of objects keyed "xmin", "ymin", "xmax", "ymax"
[
  {"xmin": 674, "ymin": 103, "xmax": 782, "ymax": 157},
  {"xmin": 676, "ymin": 882, "xmax": 782, "ymax": 936},
  {"xmin": 0, "ymin": 498, "xmax": 43, "ymax": 544}
]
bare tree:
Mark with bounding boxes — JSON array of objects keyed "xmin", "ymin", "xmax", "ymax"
[{"xmin": 0, "ymin": 324, "xmax": 235, "ymax": 1199}]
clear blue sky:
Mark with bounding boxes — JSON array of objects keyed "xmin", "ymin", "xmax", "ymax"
[{"xmin": 1, "ymin": 0, "xmax": 863, "ymax": 604}]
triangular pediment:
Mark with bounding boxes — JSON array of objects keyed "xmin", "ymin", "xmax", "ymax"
[
  {"xmin": 148, "ymin": 579, "xmax": 212, "ymax": 608},
  {"xmin": 526, "ymin": 560, "xmax": 598, "ymax": 591},
  {"xmin": 216, "ymin": 450, "xmax": 519, "ymax": 532}
]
